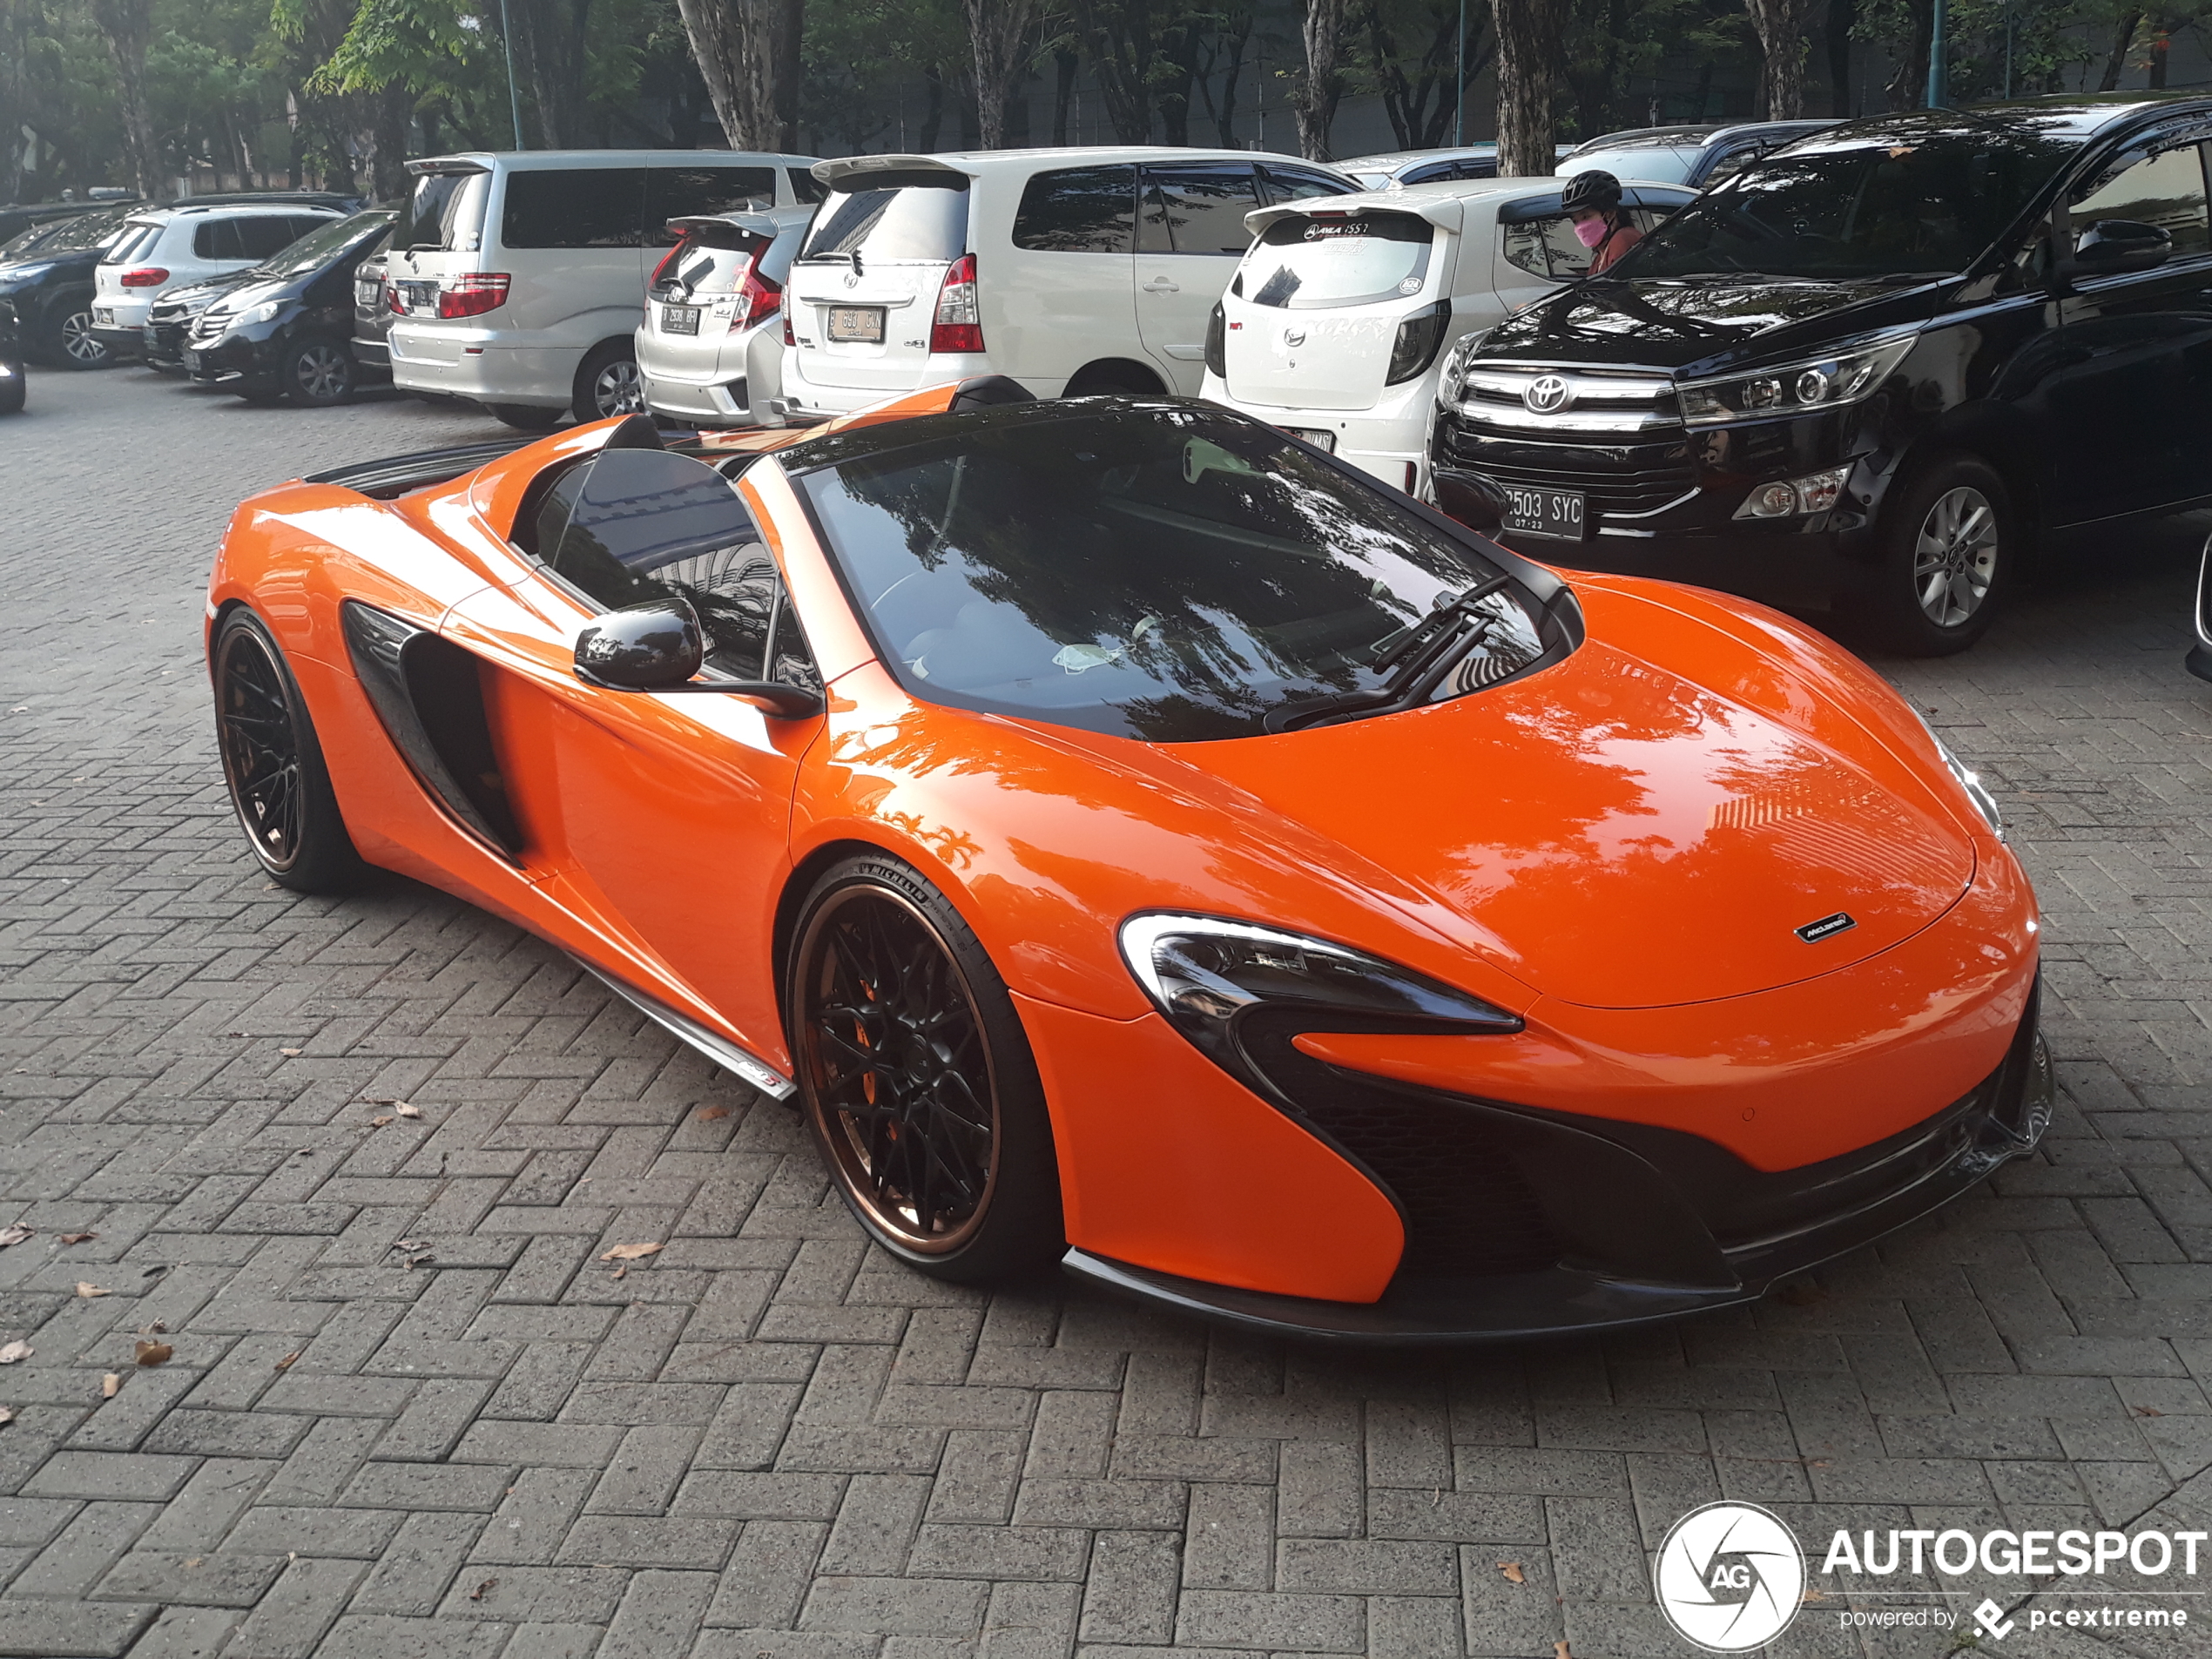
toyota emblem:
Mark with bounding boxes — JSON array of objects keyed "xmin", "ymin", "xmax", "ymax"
[{"xmin": 1524, "ymin": 374, "xmax": 1572, "ymax": 414}]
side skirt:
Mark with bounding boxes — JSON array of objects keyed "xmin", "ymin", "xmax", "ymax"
[{"xmin": 568, "ymin": 954, "xmax": 796, "ymax": 1103}]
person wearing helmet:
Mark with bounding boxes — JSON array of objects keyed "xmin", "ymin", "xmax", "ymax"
[{"xmin": 1561, "ymin": 170, "xmax": 1641, "ymax": 274}]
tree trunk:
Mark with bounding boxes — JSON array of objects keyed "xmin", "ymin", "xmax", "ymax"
[
  {"xmin": 1825, "ymin": 0, "xmax": 1853, "ymax": 116},
  {"xmin": 920, "ymin": 61, "xmax": 945, "ymax": 150},
  {"xmin": 1052, "ymin": 49, "xmax": 1078, "ymax": 144},
  {"xmin": 370, "ymin": 83, "xmax": 411, "ymax": 204},
  {"xmin": 966, "ymin": 0, "xmax": 1040, "ymax": 149},
  {"xmin": 1159, "ymin": 18, "xmax": 1202, "ymax": 145},
  {"xmin": 2148, "ymin": 16, "xmax": 2169, "ymax": 87},
  {"xmin": 1743, "ymin": 0, "xmax": 1811, "ymax": 120},
  {"xmin": 1490, "ymin": 0, "xmax": 1562, "ymax": 177},
  {"xmin": 1294, "ymin": 0, "xmax": 1346, "ymax": 160},
  {"xmin": 2100, "ymin": 11, "xmax": 2141, "ymax": 90},
  {"xmin": 1198, "ymin": 10, "xmax": 1255, "ymax": 146},
  {"xmin": 677, "ymin": 0, "xmax": 794, "ymax": 150},
  {"xmin": 87, "ymin": 0, "xmax": 158, "ymax": 196},
  {"xmin": 1883, "ymin": 0, "xmax": 1931, "ymax": 109},
  {"xmin": 776, "ymin": 0, "xmax": 803, "ymax": 149}
]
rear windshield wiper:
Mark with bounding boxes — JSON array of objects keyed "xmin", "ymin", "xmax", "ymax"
[{"xmin": 1264, "ymin": 575, "xmax": 1512, "ymax": 734}]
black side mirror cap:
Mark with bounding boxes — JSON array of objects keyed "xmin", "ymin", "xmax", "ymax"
[
  {"xmin": 2060, "ymin": 217, "xmax": 2173, "ymax": 281},
  {"xmin": 574, "ymin": 595, "xmax": 825, "ymax": 718}
]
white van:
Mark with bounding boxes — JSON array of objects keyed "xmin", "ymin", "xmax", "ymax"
[
  {"xmin": 1200, "ymin": 177, "xmax": 1693, "ymax": 496},
  {"xmin": 777, "ymin": 148, "xmax": 1354, "ymax": 418},
  {"xmin": 384, "ymin": 150, "xmax": 820, "ymax": 428}
]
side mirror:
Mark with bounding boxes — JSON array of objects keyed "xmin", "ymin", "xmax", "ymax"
[
  {"xmin": 2063, "ymin": 218, "xmax": 2172, "ymax": 280},
  {"xmin": 576, "ymin": 597, "xmax": 702, "ymax": 690},
  {"xmin": 574, "ymin": 594, "xmax": 826, "ymax": 718}
]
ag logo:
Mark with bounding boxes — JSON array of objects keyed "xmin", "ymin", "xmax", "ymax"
[
  {"xmin": 1523, "ymin": 374, "xmax": 1572, "ymax": 414},
  {"xmin": 1653, "ymin": 1501, "xmax": 1804, "ymax": 1652}
]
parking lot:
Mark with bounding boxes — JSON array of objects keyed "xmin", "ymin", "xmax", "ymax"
[{"xmin": 2, "ymin": 365, "xmax": 2210, "ymax": 1659}]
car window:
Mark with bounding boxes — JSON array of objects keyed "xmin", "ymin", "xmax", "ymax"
[
  {"xmin": 503, "ymin": 168, "xmax": 647, "ymax": 250},
  {"xmin": 1139, "ymin": 164, "xmax": 1263, "ymax": 254},
  {"xmin": 403, "ymin": 170, "xmax": 489, "ymax": 252},
  {"xmin": 1011, "ymin": 165, "xmax": 1137, "ymax": 253},
  {"xmin": 1258, "ymin": 165, "xmax": 1354, "ymax": 206},
  {"xmin": 1700, "ymin": 144, "xmax": 1770, "ymax": 187},
  {"xmin": 257, "ymin": 212, "xmax": 391, "ymax": 280},
  {"xmin": 802, "ymin": 179, "xmax": 970, "ymax": 262},
  {"xmin": 2071, "ymin": 143, "xmax": 2211, "ymax": 256},
  {"xmin": 1244, "ymin": 212, "xmax": 1434, "ymax": 307},
  {"xmin": 529, "ymin": 450, "xmax": 816, "ymax": 686},
  {"xmin": 1501, "ymin": 213, "xmax": 1602, "ymax": 282},
  {"xmin": 787, "ymin": 167, "xmax": 824, "ymax": 205},
  {"xmin": 236, "ymin": 217, "xmax": 309, "ymax": 261},
  {"xmin": 103, "ymin": 221, "xmax": 163, "ymax": 264},
  {"xmin": 194, "ymin": 219, "xmax": 245, "ymax": 261},
  {"xmin": 645, "ymin": 168, "xmax": 779, "ymax": 242},
  {"xmin": 793, "ymin": 405, "xmax": 1544, "ymax": 743}
]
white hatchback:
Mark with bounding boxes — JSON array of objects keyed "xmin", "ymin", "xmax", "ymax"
[
  {"xmin": 778, "ymin": 147, "xmax": 1354, "ymax": 420},
  {"xmin": 91, "ymin": 202, "xmax": 346, "ymax": 358},
  {"xmin": 635, "ymin": 206, "xmax": 811, "ymax": 425},
  {"xmin": 1200, "ymin": 177, "xmax": 1693, "ymax": 496}
]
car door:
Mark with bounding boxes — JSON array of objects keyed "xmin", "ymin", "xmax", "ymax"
[
  {"xmin": 2049, "ymin": 138, "xmax": 2212, "ymax": 522},
  {"xmin": 1135, "ymin": 161, "xmax": 1265, "ymax": 392},
  {"xmin": 442, "ymin": 446, "xmax": 820, "ymax": 1062}
]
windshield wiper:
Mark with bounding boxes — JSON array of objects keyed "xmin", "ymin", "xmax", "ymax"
[{"xmin": 1264, "ymin": 575, "xmax": 1512, "ymax": 733}]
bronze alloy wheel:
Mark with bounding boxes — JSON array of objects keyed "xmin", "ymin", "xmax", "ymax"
[{"xmin": 794, "ymin": 883, "xmax": 1001, "ymax": 1255}]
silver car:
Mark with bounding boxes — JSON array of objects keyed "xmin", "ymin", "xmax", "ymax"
[{"xmin": 635, "ymin": 206, "xmax": 811, "ymax": 427}]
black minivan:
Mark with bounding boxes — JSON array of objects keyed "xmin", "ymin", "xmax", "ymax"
[{"xmin": 1430, "ymin": 98, "xmax": 2212, "ymax": 652}]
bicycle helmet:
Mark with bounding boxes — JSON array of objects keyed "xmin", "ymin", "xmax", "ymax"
[{"xmin": 1561, "ymin": 170, "xmax": 1623, "ymax": 214}]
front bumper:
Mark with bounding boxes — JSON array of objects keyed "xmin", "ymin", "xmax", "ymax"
[
  {"xmin": 184, "ymin": 327, "xmax": 280, "ymax": 389},
  {"xmin": 643, "ymin": 369, "xmax": 754, "ymax": 423},
  {"xmin": 89, "ymin": 322, "xmax": 145, "ymax": 356},
  {"xmin": 1068, "ymin": 987, "xmax": 2053, "ymax": 1343}
]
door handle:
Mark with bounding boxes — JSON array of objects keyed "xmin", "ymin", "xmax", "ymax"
[{"xmin": 1142, "ymin": 277, "xmax": 1180, "ymax": 293}]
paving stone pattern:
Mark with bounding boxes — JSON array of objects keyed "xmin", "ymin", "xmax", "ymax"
[{"xmin": 2, "ymin": 368, "xmax": 2210, "ymax": 1659}]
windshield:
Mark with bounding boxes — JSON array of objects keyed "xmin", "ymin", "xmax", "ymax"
[
  {"xmin": 1564, "ymin": 148, "xmax": 1696, "ymax": 186},
  {"xmin": 253, "ymin": 210, "xmax": 391, "ymax": 280},
  {"xmin": 801, "ymin": 182, "xmax": 968, "ymax": 263},
  {"xmin": 403, "ymin": 170, "xmax": 487, "ymax": 252},
  {"xmin": 1244, "ymin": 213, "xmax": 1435, "ymax": 308},
  {"xmin": 30, "ymin": 209, "xmax": 129, "ymax": 256},
  {"xmin": 794, "ymin": 405, "xmax": 1548, "ymax": 742},
  {"xmin": 1615, "ymin": 124, "xmax": 2081, "ymax": 281}
]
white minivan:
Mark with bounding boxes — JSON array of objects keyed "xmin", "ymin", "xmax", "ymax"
[
  {"xmin": 1200, "ymin": 177, "xmax": 1693, "ymax": 496},
  {"xmin": 384, "ymin": 150, "xmax": 820, "ymax": 428},
  {"xmin": 777, "ymin": 148, "xmax": 1354, "ymax": 418}
]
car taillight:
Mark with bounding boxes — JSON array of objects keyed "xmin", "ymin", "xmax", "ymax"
[
  {"xmin": 119, "ymin": 267, "xmax": 168, "ymax": 287},
  {"xmin": 650, "ymin": 241, "xmax": 686, "ymax": 289},
  {"xmin": 436, "ymin": 273, "xmax": 510, "ymax": 319},
  {"xmin": 1386, "ymin": 300, "xmax": 1450, "ymax": 386},
  {"xmin": 734, "ymin": 265, "xmax": 782, "ymax": 332},
  {"xmin": 929, "ymin": 253, "xmax": 982, "ymax": 354},
  {"xmin": 784, "ymin": 307, "xmax": 796, "ymax": 347},
  {"xmin": 387, "ymin": 284, "xmax": 402, "ymax": 314},
  {"xmin": 1204, "ymin": 302, "xmax": 1226, "ymax": 378}
]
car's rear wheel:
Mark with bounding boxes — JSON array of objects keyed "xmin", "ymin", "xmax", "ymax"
[
  {"xmin": 1064, "ymin": 359, "xmax": 1164, "ymax": 397},
  {"xmin": 1859, "ymin": 455, "xmax": 2014, "ymax": 656},
  {"xmin": 282, "ymin": 339, "xmax": 356, "ymax": 406},
  {"xmin": 212, "ymin": 609, "xmax": 361, "ymax": 893},
  {"xmin": 49, "ymin": 305, "xmax": 110, "ymax": 369},
  {"xmin": 489, "ymin": 402, "xmax": 563, "ymax": 430},
  {"xmin": 787, "ymin": 854, "xmax": 1062, "ymax": 1281},
  {"xmin": 574, "ymin": 341, "xmax": 644, "ymax": 421}
]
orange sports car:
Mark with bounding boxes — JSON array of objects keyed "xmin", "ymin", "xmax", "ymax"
[{"xmin": 206, "ymin": 378, "xmax": 2050, "ymax": 1340}]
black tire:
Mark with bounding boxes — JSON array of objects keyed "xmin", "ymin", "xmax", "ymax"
[
  {"xmin": 572, "ymin": 341, "xmax": 644, "ymax": 422},
  {"xmin": 1855, "ymin": 455, "xmax": 2015, "ymax": 656},
  {"xmin": 44, "ymin": 301, "xmax": 111, "ymax": 369},
  {"xmin": 0, "ymin": 361, "xmax": 23, "ymax": 415},
  {"xmin": 280, "ymin": 337, "xmax": 357, "ymax": 406},
  {"xmin": 1064, "ymin": 360, "xmax": 1164, "ymax": 398},
  {"xmin": 489, "ymin": 402, "xmax": 563, "ymax": 430},
  {"xmin": 211, "ymin": 608, "xmax": 361, "ymax": 893},
  {"xmin": 786, "ymin": 853, "xmax": 1062, "ymax": 1282}
]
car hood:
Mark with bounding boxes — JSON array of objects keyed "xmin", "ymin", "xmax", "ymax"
[
  {"xmin": 1142, "ymin": 587, "xmax": 1979, "ymax": 1011},
  {"xmin": 163, "ymin": 269, "xmax": 262, "ymax": 313},
  {"xmin": 1475, "ymin": 273, "xmax": 1943, "ymax": 375}
]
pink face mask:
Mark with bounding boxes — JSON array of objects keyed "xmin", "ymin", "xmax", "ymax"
[{"xmin": 1573, "ymin": 217, "xmax": 1608, "ymax": 249}]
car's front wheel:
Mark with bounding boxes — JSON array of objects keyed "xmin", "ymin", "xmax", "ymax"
[
  {"xmin": 1860, "ymin": 455, "xmax": 2015, "ymax": 656},
  {"xmin": 48, "ymin": 304, "xmax": 110, "ymax": 369},
  {"xmin": 573, "ymin": 341, "xmax": 644, "ymax": 421},
  {"xmin": 489, "ymin": 402, "xmax": 563, "ymax": 430},
  {"xmin": 281, "ymin": 339, "xmax": 357, "ymax": 407},
  {"xmin": 212, "ymin": 608, "xmax": 361, "ymax": 893},
  {"xmin": 787, "ymin": 853, "xmax": 1062, "ymax": 1281}
]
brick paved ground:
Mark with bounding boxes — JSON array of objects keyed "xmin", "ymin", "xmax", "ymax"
[{"xmin": 1, "ymin": 364, "xmax": 2209, "ymax": 1659}]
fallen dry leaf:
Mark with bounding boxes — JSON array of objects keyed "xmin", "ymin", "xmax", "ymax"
[
  {"xmin": 1554, "ymin": 1642, "xmax": 1572, "ymax": 1659},
  {"xmin": 183, "ymin": 1556, "xmax": 201, "ymax": 1569},
  {"xmin": 395, "ymin": 1103, "xmax": 421, "ymax": 1119},
  {"xmin": 405, "ymin": 1253, "xmax": 434, "ymax": 1269},
  {"xmin": 0, "ymin": 1406, "xmax": 13, "ymax": 1426},
  {"xmin": 598, "ymin": 1242, "xmax": 664, "ymax": 1263},
  {"xmin": 1802, "ymin": 1586, "xmax": 1828, "ymax": 1603},
  {"xmin": 469, "ymin": 1577, "xmax": 497, "ymax": 1602},
  {"xmin": 1498, "ymin": 1561, "xmax": 1525, "ymax": 1584},
  {"xmin": 0, "ymin": 1224, "xmax": 31, "ymax": 1248},
  {"xmin": 138, "ymin": 1319, "xmax": 167, "ymax": 1335},
  {"xmin": 134, "ymin": 1340, "xmax": 172, "ymax": 1367},
  {"xmin": 59, "ymin": 1232, "xmax": 95, "ymax": 1245},
  {"xmin": 368, "ymin": 1116, "xmax": 394, "ymax": 1128},
  {"xmin": 101, "ymin": 1373, "xmax": 121, "ymax": 1398},
  {"xmin": 610, "ymin": 1264, "xmax": 627, "ymax": 1281},
  {"xmin": 697, "ymin": 1106, "xmax": 731, "ymax": 1122},
  {"xmin": 275, "ymin": 1352, "xmax": 301, "ymax": 1372},
  {"xmin": 2135, "ymin": 1406, "xmax": 2165, "ymax": 1418},
  {"xmin": 280, "ymin": 1049, "xmax": 302, "ymax": 1057},
  {"xmin": 75, "ymin": 1283, "xmax": 110, "ymax": 1299},
  {"xmin": 394, "ymin": 1239, "xmax": 427, "ymax": 1252},
  {"xmin": 0, "ymin": 1340, "xmax": 30, "ymax": 1365}
]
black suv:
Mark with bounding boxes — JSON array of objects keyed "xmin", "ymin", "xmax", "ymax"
[{"xmin": 1431, "ymin": 98, "xmax": 2212, "ymax": 652}]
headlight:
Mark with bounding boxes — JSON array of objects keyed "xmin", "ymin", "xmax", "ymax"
[
  {"xmin": 1676, "ymin": 332, "xmax": 1917, "ymax": 428},
  {"xmin": 1733, "ymin": 464, "xmax": 1851, "ymax": 520},
  {"xmin": 241, "ymin": 300, "xmax": 282, "ymax": 326},
  {"xmin": 0, "ymin": 262, "xmax": 54, "ymax": 287},
  {"xmin": 1912, "ymin": 711, "xmax": 2004, "ymax": 839},
  {"xmin": 1437, "ymin": 332, "xmax": 1484, "ymax": 405},
  {"xmin": 1119, "ymin": 914, "xmax": 1521, "ymax": 1100}
]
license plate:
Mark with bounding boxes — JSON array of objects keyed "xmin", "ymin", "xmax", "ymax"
[
  {"xmin": 662, "ymin": 304, "xmax": 700, "ymax": 336},
  {"xmin": 1284, "ymin": 427, "xmax": 1336, "ymax": 453},
  {"xmin": 355, "ymin": 282, "xmax": 380, "ymax": 308},
  {"xmin": 397, "ymin": 280, "xmax": 434, "ymax": 314},
  {"xmin": 93, "ymin": 307, "xmax": 113, "ymax": 325},
  {"xmin": 184, "ymin": 349, "xmax": 202, "ymax": 371},
  {"xmin": 1499, "ymin": 485, "xmax": 1587, "ymax": 539},
  {"xmin": 826, "ymin": 306, "xmax": 884, "ymax": 343}
]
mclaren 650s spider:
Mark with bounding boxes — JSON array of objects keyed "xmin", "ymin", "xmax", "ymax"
[{"xmin": 206, "ymin": 376, "xmax": 2051, "ymax": 1342}]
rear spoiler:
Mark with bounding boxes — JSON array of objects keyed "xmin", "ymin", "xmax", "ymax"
[
  {"xmin": 813, "ymin": 154, "xmax": 976, "ymax": 192},
  {"xmin": 304, "ymin": 438, "xmax": 536, "ymax": 500},
  {"xmin": 663, "ymin": 210, "xmax": 798, "ymax": 248}
]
